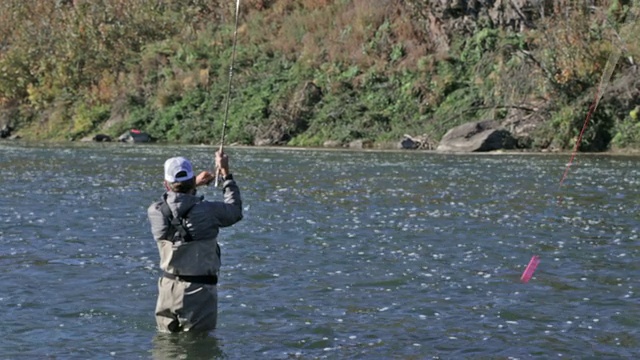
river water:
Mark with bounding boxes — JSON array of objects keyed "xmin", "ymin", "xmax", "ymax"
[{"xmin": 1, "ymin": 142, "xmax": 638, "ymax": 359}]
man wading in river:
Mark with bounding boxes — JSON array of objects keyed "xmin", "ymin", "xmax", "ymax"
[{"xmin": 148, "ymin": 151, "xmax": 243, "ymax": 332}]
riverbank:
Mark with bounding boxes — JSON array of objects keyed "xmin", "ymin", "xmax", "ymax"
[
  {"xmin": 1, "ymin": 2, "xmax": 639, "ymax": 152},
  {"xmin": 3, "ymin": 137, "xmax": 640, "ymax": 158}
]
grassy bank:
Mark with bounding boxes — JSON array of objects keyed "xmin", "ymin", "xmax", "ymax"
[{"xmin": 1, "ymin": 0, "xmax": 639, "ymax": 150}]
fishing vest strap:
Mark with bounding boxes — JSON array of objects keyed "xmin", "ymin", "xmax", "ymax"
[
  {"xmin": 159, "ymin": 195, "xmax": 195, "ymax": 243},
  {"xmin": 159, "ymin": 194, "xmax": 222, "ymax": 262},
  {"xmin": 163, "ymin": 272, "xmax": 218, "ymax": 285}
]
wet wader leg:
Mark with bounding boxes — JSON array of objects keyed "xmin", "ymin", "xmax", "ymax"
[
  {"xmin": 181, "ymin": 283, "xmax": 218, "ymax": 332},
  {"xmin": 155, "ymin": 277, "xmax": 185, "ymax": 333}
]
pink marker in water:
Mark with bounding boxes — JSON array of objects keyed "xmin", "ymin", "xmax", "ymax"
[{"xmin": 520, "ymin": 255, "xmax": 540, "ymax": 283}]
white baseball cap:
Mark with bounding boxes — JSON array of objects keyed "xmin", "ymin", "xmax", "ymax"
[{"xmin": 164, "ymin": 157, "xmax": 194, "ymax": 182}]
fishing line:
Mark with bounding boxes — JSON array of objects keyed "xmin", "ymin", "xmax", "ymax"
[
  {"xmin": 557, "ymin": 6, "xmax": 637, "ymax": 189},
  {"xmin": 523, "ymin": 53, "xmax": 618, "ymax": 281},
  {"xmin": 522, "ymin": 5, "xmax": 636, "ymax": 282},
  {"xmin": 215, "ymin": 0, "xmax": 241, "ymax": 187},
  {"xmin": 557, "ymin": 47, "xmax": 620, "ymax": 189}
]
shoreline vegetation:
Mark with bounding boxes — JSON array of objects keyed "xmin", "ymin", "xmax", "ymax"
[{"xmin": 1, "ymin": 1, "xmax": 639, "ymax": 152}]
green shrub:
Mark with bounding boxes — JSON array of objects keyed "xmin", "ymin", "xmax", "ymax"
[
  {"xmin": 611, "ymin": 116, "xmax": 640, "ymax": 149},
  {"xmin": 2, "ymin": 1, "xmax": 640, "ymax": 150},
  {"xmin": 70, "ymin": 103, "xmax": 110, "ymax": 140}
]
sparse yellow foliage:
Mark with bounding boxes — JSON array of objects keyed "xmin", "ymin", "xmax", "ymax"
[{"xmin": 631, "ymin": 106, "xmax": 639, "ymax": 121}]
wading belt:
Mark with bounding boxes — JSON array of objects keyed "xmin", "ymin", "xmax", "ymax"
[{"xmin": 163, "ymin": 272, "xmax": 218, "ymax": 285}]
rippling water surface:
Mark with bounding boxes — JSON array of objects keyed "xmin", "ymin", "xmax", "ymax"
[{"xmin": 1, "ymin": 143, "xmax": 639, "ymax": 359}]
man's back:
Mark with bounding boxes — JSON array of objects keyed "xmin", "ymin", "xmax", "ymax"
[{"xmin": 148, "ymin": 152, "xmax": 242, "ymax": 332}]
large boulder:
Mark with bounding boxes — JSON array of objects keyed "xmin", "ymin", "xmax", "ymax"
[
  {"xmin": 80, "ymin": 134, "xmax": 113, "ymax": 142},
  {"xmin": 348, "ymin": 139, "xmax": 373, "ymax": 149},
  {"xmin": 323, "ymin": 140, "xmax": 343, "ymax": 148},
  {"xmin": 399, "ymin": 135, "xmax": 420, "ymax": 150},
  {"xmin": 94, "ymin": 134, "xmax": 112, "ymax": 142},
  {"xmin": 0, "ymin": 124, "xmax": 13, "ymax": 139},
  {"xmin": 436, "ymin": 120, "xmax": 516, "ymax": 152},
  {"xmin": 398, "ymin": 134, "xmax": 437, "ymax": 150},
  {"xmin": 0, "ymin": 104, "xmax": 18, "ymax": 139}
]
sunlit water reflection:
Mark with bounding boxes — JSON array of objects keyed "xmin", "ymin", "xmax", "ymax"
[{"xmin": 1, "ymin": 142, "xmax": 639, "ymax": 359}]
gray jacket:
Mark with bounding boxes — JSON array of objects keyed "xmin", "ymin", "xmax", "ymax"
[{"xmin": 147, "ymin": 178, "xmax": 243, "ymax": 277}]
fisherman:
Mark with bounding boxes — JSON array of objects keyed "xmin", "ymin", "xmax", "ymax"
[{"xmin": 147, "ymin": 151, "xmax": 243, "ymax": 332}]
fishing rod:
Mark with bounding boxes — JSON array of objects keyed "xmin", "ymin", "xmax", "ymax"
[
  {"xmin": 522, "ymin": 7, "xmax": 637, "ymax": 283},
  {"xmin": 557, "ymin": 8, "xmax": 637, "ymax": 190},
  {"xmin": 215, "ymin": 0, "xmax": 241, "ymax": 187}
]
